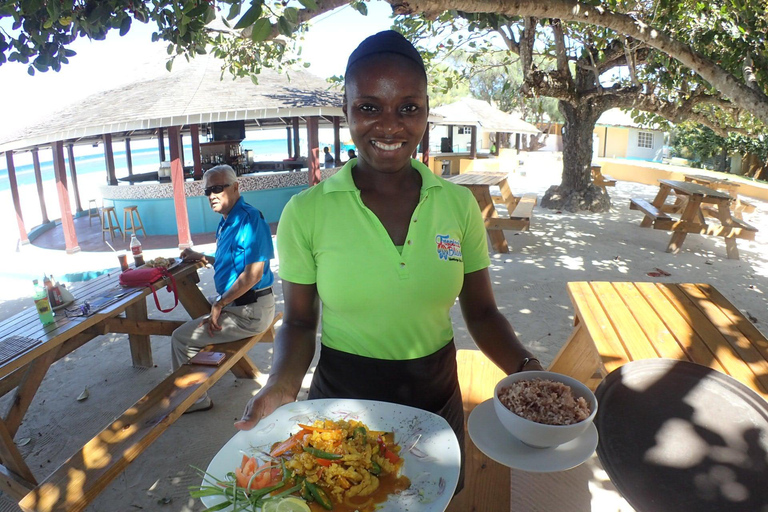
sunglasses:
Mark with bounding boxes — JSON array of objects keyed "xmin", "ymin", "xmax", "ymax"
[{"xmin": 204, "ymin": 184, "xmax": 231, "ymax": 196}]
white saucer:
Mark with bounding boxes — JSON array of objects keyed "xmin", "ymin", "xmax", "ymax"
[{"xmin": 468, "ymin": 399, "xmax": 598, "ymax": 472}]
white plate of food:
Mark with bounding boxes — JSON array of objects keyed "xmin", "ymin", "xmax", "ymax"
[
  {"xmin": 199, "ymin": 398, "xmax": 460, "ymax": 512},
  {"xmin": 468, "ymin": 399, "xmax": 598, "ymax": 472}
]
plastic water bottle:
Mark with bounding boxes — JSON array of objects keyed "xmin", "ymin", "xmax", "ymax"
[
  {"xmin": 33, "ymin": 279, "xmax": 55, "ymax": 325},
  {"xmin": 130, "ymin": 234, "xmax": 145, "ymax": 267}
]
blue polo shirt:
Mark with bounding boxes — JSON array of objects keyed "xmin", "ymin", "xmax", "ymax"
[{"xmin": 214, "ymin": 197, "xmax": 274, "ymax": 295}]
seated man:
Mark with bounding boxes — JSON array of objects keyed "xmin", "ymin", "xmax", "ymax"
[{"xmin": 172, "ymin": 164, "xmax": 276, "ymax": 413}]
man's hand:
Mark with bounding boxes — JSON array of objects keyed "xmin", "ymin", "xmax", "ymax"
[
  {"xmin": 181, "ymin": 248, "xmax": 208, "ymax": 265},
  {"xmin": 202, "ymin": 300, "xmax": 224, "ymax": 336}
]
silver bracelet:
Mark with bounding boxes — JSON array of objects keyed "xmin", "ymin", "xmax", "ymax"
[{"xmin": 519, "ymin": 357, "xmax": 541, "ymax": 372}]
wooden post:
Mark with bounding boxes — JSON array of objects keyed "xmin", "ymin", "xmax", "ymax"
[
  {"xmin": 52, "ymin": 141, "xmax": 80, "ymax": 254},
  {"xmin": 168, "ymin": 126, "xmax": 192, "ymax": 249},
  {"xmin": 157, "ymin": 127, "xmax": 166, "ymax": 162},
  {"xmin": 421, "ymin": 125, "xmax": 430, "ymax": 165},
  {"xmin": 4, "ymin": 151, "xmax": 29, "ymax": 245},
  {"xmin": 179, "ymin": 131, "xmax": 185, "ymax": 168},
  {"xmin": 470, "ymin": 125, "xmax": 477, "ymax": 159},
  {"xmin": 125, "ymin": 137, "xmax": 134, "ymax": 185},
  {"xmin": 292, "ymin": 118, "xmax": 300, "ymax": 159},
  {"xmin": 190, "ymin": 124, "xmax": 203, "ymax": 180},
  {"xmin": 447, "ymin": 125, "xmax": 454, "ymax": 152},
  {"xmin": 333, "ymin": 116, "xmax": 341, "ymax": 166},
  {"xmin": 306, "ymin": 116, "xmax": 320, "ymax": 186},
  {"xmin": 31, "ymin": 148, "xmax": 50, "ymax": 224},
  {"xmin": 66, "ymin": 144, "xmax": 83, "ymax": 213},
  {"xmin": 103, "ymin": 133, "xmax": 117, "ymax": 186},
  {"xmin": 286, "ymin": 126, "xmax": 293, "ymax": 157},
  {"xmin": 494, "ymin": 132, "xmax": 501, "ymax": 155}
]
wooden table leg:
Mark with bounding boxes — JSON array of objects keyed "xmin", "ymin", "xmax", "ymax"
[
  {"xmin": 714, "ymin": 200, "xmax": 740, "ymax": 260},
  {"xmin": 176, "ymin": 272, "xmax": 211, "ymax": 319},
  {"xmin": 497, "ymin": 179, "xmax": 520, "ymax": 211},
  {"xmin": 5, "ymin": 348, "xmax": 58, "ymax": 437},
  {"xmin": 644, "ymin": 184, "xmax": 671, "ymax": 228},
  {"xmin": 125, "ymin": 299, "xmax": 153, "ymax": 367},
  {"xmin": 667, "ymin": 195, "xmax": 701, "ymax": 254},
  {"xmin": 470, "ymin": 186, "xmax": 509, "ymax": 253},
  {"xmin": 0, "ymin": 420, "xmax": 36, "ymax": 496},
  {"xmin": 548, "ymin": 322, "xmax": 604, "ymax": 390}
]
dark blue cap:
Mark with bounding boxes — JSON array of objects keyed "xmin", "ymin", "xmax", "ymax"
[{"xmin": 345, "ymin": 30, "xmax": 426, "ymax": 78}]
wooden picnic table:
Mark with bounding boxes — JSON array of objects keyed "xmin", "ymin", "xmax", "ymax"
[
  {"xmin": 0, "ymin": 260, "xmax": 280, "ymax": 511},
  {"xmin": 629, "ymin": 179, "xmax": 757, "ymax": 259},
  {"xmin": 549, "ymin": 281, "xmax": 768, "ymax": 400},
  {"xmin": 447, "ymin": 172, "xmax": 536, "ymax": 253},
  {"xmin": 684, "ymin": 174, "xmax": 756, "ymax": 219}
]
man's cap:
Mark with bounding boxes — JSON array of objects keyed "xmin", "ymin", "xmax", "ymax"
[{"xmin": 345, "ymin": 30, "xmax": 426, "ymax": 78}]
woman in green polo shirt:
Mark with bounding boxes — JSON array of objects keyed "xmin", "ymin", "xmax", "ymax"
[{"xmin": 235, "ymin": 30, "xmax": 543, "ymax": 489}]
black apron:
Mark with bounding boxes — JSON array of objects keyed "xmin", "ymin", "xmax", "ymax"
[{"xmin": 309, "ymin": 340, "xmax": 465, "ymax": 493}]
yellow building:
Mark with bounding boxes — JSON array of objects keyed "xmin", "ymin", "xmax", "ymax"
[{"xmin": 593, "ymin": 109, "xmax": 667, "ymax": 162}]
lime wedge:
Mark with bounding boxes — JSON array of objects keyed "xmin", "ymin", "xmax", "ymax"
[
  {"xmin": 260, "ymin": 499, "xmax": 280, "ymax": 512},
  {"xmin": 276, "ymin": 496, "xmax": 311, "ymax": 512}
]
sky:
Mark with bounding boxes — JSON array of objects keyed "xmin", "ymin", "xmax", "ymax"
[{"xmin": 0, "ymin": 2, "xmax": 396, "ymax": 132}]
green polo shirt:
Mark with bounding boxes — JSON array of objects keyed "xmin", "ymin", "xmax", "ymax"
[{"xmin": 277, "ymin": 159, "xmax": 491, "ymax": 360}]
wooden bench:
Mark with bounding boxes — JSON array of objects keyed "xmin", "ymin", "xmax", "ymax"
[
  {"xmin": 629, "ymin": 197, "xmax": 672, "ymax": 224},
  {"xmin": 19, "ymin": 312, "xmax": 282, "ymax": 512},
  {"xmin": 549, "ymin": 282, "xmax": 768, "ymax": 400},
  {"xmin": 591, "ymin": 165, "xmax": 617, "ymax": 192},
  {"xmin": 446, "ymin": 349, "xmax": 509, "ymax": 512}
]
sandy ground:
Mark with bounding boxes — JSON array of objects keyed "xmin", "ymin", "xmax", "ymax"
[{"xmin": 0, "ymin": 153, "xmax": 767, "ymax": 511}]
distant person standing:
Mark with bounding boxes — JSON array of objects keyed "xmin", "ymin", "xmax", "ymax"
[
  {"xmin": 347, "ymin": 149, "xmax": 356, "ymax": 160},
  {"xmin": 323, "ymin": 147, "xmax": 335, "ymax": 168}
]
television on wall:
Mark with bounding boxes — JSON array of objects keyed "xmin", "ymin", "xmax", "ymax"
[{"xmin": 211, "ymin": 121, "xmax": 245, "ymax": 141}]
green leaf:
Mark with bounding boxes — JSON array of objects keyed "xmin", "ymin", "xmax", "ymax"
[
  {"xmin": 298, "ymin": 0, "xmax": 318, "ymax": 9},
  {"xmin": 227, "ymin": 1, "xmax": 242, "ymax": 21},
  {"xmin": 166, "ymin": 58, "xmax": 173, "ymax": 72},
  {"xmin": 250, "ymin": 18, "xmax": 271, "ymax": 41},
  {"xmin": 119, "ymin": 16, "xmax": 131, "ymax": 36},
  {"xmin": 352, "ymin": 2, "xmax": 368, "ymax": 16},
  {"xmin": 277, "ymin": 17, "xmax": 294, "ymax": 36},
  {"xmin": 234, "ymin": 2, "xmax": 262, "ymax": 29},
  {"xmin": 205, "ymin": 6, "xmax": 216, "ymax": 24},
  {"xmin": 27, "ymin": 66, "xmax": 35, "ymax": 76},
  {"xmin": 283, "ymin": 7, "xmax": 298, "ymax": 24}
]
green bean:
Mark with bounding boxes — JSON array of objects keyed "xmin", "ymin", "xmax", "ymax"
[{"xmin": 303, "ymin": 445, "xmax": 342, "ymax": 460}]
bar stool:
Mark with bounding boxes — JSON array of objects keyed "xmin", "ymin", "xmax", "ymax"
[
  {"xmin": 101, "ymin": 206, "xmax": 122, "ymax": 242},
  {"xmin": 122, "ymin": 206, "xmax": 147, "ymax": 241},
  {"xmin": 87, "ymin": 199, "xmax": 100, "ymax": 226}
]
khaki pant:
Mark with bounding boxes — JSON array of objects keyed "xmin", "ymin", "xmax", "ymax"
[{"xmin": 170, "ymin": 292, "xmax": 275, "ymax": 370}]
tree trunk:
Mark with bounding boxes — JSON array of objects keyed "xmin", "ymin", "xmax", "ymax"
[{"xmin": 540, "ymin": 101, "xmax": 611, "ymax": 212}]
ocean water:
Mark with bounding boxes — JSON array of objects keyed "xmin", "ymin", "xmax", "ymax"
[{"xmin": 0, "ymin": 136, "xmax": 354, "ymax": 191}]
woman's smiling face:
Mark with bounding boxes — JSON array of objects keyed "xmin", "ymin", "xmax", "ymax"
[{"xmin": 343, "ymin": 54, "xmax": 429, "ymax": 175}]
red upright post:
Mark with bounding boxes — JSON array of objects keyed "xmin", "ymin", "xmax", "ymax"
[
  {"xmin": 4, "ymin": 151, "xmax": 29, "ymax": 245},
  {"xmin": 306, "ymin": 117, "xmax": 321, "ymax": 186},
  {"xmin": 103, "ymin": 133, "xmax": 117, "ymax": 185},
  {"xmin": 333, "ymin": 116, "xmax": 341, "ymax": 166},
  {"xmin": 52, "ymin": 141, "xmax": 80, "ymax": 254},
  {"xmin": 168, "ymin": 126, "xmax": 192, "ymax": 249},
  {"xmin": 31, "ymin": 148, "xmax": 50, "ymax": 224},
  {"xmin": 67, "ymin": 143, "xmax": 83, "ymax": 212},
  {"xmin": 190, "ymin": 124, "xmax": 203, "ymax": 180}
]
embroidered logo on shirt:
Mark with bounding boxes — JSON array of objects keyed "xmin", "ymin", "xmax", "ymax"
[{"xmin": 436, "ymin": 234, "xmax": 463, "ymax": 262}]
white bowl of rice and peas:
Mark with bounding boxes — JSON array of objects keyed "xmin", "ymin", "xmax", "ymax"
[{"xmin": 493, "ymin": 370, "xmax": 598, "ymax": 448}]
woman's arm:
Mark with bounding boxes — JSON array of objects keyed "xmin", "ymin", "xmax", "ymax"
[
  {"xmin": 234, "ymin": 280, "xmax": 320, "ymax": 430},
  {"xmin": 458, "ymin": 268, "xmax": 543, "ymax": 375}
]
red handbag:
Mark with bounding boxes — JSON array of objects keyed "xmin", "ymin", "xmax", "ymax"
[{"xmin": 118, "ymin": 267, "xmax": 178, "ymax": 313}]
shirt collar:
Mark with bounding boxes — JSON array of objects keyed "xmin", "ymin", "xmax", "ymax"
[{"xmin": 323, "ymin": 158, "xmax": 444, "ymax": 194}]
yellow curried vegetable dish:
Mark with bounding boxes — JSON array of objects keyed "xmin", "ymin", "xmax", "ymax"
[{"xmin": 276, "ymin": 418, "xmax": 409, "ymax": 511}]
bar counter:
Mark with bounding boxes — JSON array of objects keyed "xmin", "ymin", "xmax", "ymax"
[{"xmin": 100, "ymin": 168, "xmax": 338, "ymax": 235}]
